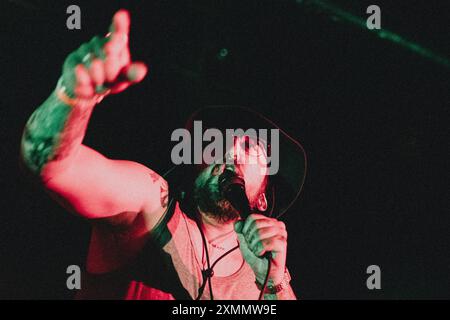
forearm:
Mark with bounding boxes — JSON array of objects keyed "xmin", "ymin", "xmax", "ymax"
[
  {"xmin": 20, "ymin": 85, "xmax": 96, "ymax": 178},
  {"xmin": 20, "ymin": 88, "xmax": 164, "ymax": 220},
  {"xmin": 19, "ymin": 10, "xmax": 160, "ymax": 223},
  {"xmin": 21, "ymin": 9, "xmax": 147, "ymax": 181}
]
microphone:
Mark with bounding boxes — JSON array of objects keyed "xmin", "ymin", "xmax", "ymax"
[
  {"xmin": 218, "ymin": 169, "xmax": 272, "ymax": 259},
  {"xmin": 218, "ymin": 169, "xmax": 251, "ymax": 219}
]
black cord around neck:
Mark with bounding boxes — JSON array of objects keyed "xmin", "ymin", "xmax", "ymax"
[
  {"xmin": 196, "ymin": 219, "xmax": 214, "ymax": 300},
  {"xmin": 194, "ymin": 218, "xmax": 271, "ymax": 300}
]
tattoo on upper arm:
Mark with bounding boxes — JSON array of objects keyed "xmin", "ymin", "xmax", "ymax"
[
  {"xmin": 149, "ymin": 170, "xmax": 160, "ymax": 183},
  {"xmin": 160, "ymin": 179, "xmax": 169, "ymax": 209},
  {"xmin": 148, "ymin": 170, "xmax": 169, "ymax": 209}
]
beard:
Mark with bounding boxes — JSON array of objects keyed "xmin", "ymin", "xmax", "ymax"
[{"xmin": 193, "ymin": 174, "xmax": 240, "ymax": 223}]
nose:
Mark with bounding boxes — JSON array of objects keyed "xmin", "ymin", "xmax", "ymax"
[
  {"xmin": 225, "ymin": 148, "xmax": 236, "ymax": 163},
  {"xmin": 224, "ymin": 164, "xmax": 235, "ymax": 173},
  {"xmin": 234, "ymin": 140, "xmax": 243, "ymax": 163},
  {"xmin": 213, "ymin": 163, "xmax": 236, "ymax": 176},
  {"xmin": 225, "ymin": 141, "xmax": 242, "ymax": 164}
]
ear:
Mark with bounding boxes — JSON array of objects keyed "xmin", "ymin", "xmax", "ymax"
[{"xmin": 255, "ymin": 193, "xmax": 268, "ymax": 212}]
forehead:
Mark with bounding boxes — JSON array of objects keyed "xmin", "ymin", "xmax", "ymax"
[
  {"xmin": 194, "ymin": 131, "xmax": 270, "ymax": 173},
  {"xmin": 228, "ymin": 134, "xmax": 265, "ymax": 148},
  {"xmin": 225, "ymin": 135, "xmax": 269, "ymax": 171},
  {"xmin": 227, "ymin": 135, "xmax": 267, "ymax": 155}
]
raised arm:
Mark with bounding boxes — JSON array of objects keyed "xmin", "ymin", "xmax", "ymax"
[{"xmin": 20, "ymin": 10, "xmax": 166, "ymax": 225}]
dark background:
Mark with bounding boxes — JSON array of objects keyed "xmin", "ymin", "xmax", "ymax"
[{"xmin": 0, "ymin": 0, "xmax": 448, "ymax": 299}]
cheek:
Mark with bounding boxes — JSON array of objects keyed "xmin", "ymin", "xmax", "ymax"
[
  {"xmin": 194, "ymin": 170, "xmax": 210, "ymax": 188},
  {"xmin": 242, "ymin": 165, "xmax": 266, "ymax": 198}
]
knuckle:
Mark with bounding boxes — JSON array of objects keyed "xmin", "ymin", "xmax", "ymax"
[
  {"xmin": 258, "ymin": 242, "xmax": 266, "ymax": 254},
  {"xmin": 254, "ymin": 220, "xmax": 264, "ymax": 229},
  {"xmin": 277, "ymin": 236, "xmax": 286, "ymax": 246},
  {"xmin": 78, "ymin": 43, "xmax": 91, "ymax": 56},
  {"xmin": 65, "ymin": 52, "xmax": 79, "ymax": 67},
  {"xmin": 75, "ymin": 63, "xmax": 87, "ymax": 72},
  {"xmin": 267, "ymin": 217, "xmax": 276, "ymax": 225},
  {"xmin": 89, "ymin": 36, "xmax": 100, "ymax": 45},
  {"xmin": 250, "ymin": 237, "xmax": 259, "ymax": 248},
  {"xmin": 244, "ymin": 230, "xmax": 252, "ymax": 242},
  {"xmin": 251, "ymin": 242, "xmax": 261, "ymax": 254},
  {"xmin": 272, "ymin": 219, "xmax": 286, "ymax": 232},
  {"xmin": 246, "ymin": 219, "xmax": 257, "ymax": 232},
  {"xmin": 250, "ymin": 230, "xmax": 260, "ymax": 244}
]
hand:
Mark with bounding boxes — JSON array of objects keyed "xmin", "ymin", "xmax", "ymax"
[
  {"xmin": 234, "ymin": 214, "xmax": 288, "ymax": 285},
  {"xmin": 59, "ymin": 10, "xmax": 147, "ymax": 105}
]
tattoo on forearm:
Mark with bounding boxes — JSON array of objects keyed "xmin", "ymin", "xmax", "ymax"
[{"xmin": 21, "ymin": 90, "xmax": 95, "ymax": 174}]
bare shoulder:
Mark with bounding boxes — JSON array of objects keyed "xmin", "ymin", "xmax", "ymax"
[{"xmin": 85, "ymin": 169, "xmax": 171, "ymax": 274}]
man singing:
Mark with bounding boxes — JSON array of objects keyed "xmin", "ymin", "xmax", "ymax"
[{"xmin": 20, "ymin": 10, "xmax": 305, "ymax": 300}]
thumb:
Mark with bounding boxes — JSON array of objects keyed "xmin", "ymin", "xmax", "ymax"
[
  {"xmin": 125, "ymin": 62, "xmax": 148, "ymax": 83},
  {"xmin": 236, "ymin": 232, "xmax": 259, "ymax": 266},
  {"xmin": 234, "ymin": 220, "xmax": 244, "ymax": 233},
  {"xmin": 109, "ymin": 62, "xmax": 148, "ymax": 94}
]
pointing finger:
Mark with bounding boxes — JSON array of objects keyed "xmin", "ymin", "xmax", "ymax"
[
  {"xmin": 104, "ymin": 33, "xmax": 128, "ymax": 56},
  {"xmin": 104, "ymin": 56, "xmax": 122, "ymax": 82},
  {"xmin": 119, "ymin": 47, "xmax": 131, "ymax": 67},
  {"xmin": 110, "ymin": 9, "xmax": 130, "ymax": 36}
]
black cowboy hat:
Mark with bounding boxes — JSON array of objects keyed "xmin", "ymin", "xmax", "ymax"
[{"xmin": 163, "ymin": 106, "xmax": 307, "ymax": 218}]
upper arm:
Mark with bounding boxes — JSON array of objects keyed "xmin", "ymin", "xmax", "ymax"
[{"xmin": 42, "ymin": 144, "xmax": 167, "ymax": 223}]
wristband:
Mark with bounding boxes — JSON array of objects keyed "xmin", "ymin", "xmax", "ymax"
[
  {"xmin": 55, "ymin": 77, "xmax": 109, "ymax": 107},
  {"xmin": 256, "ymin": 268, "xmax": 291, "ymax": 295}
]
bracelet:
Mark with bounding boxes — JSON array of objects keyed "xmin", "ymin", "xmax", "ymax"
[
  {"xmin": 255, "ymin": 268, "xmax": 291, "ymax": 295},
  {"xmin": 55, "ymin": 78, "xmax": 109, "ymax": 107},
  {"xmin": 56, "ymin": 87, "xmax": 78, "ymax": 107}
]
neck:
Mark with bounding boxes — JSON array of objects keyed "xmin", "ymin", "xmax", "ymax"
[
  {"xmin": 196, "ymin": 209, "xmax": 243, "ymax": 275},
  {"xmin": 197, "ymin": 209, "xmax": 237, "ymax": 242}
]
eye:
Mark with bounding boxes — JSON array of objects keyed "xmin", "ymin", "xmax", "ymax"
[{"xmin": 241, "ymin": 136, "xmax": 256, "ymax": 152}]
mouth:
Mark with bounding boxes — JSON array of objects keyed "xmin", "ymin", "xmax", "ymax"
[
  {"xmin": 194, "ymin": 170, "xmax": 241, "ymax": 222},
  {"xmin": 218, "ymin": 169, "xmax": 244, "ymax": 193}
]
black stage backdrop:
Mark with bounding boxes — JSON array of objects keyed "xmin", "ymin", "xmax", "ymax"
[{"xmin": 0, "ymin": 0, "xmax": 448, "ymax": 299}]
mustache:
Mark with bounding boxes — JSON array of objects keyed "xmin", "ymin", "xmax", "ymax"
[{"xmin": 194, "ymin": 175, "xmax": 239, "ymax": 222}]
